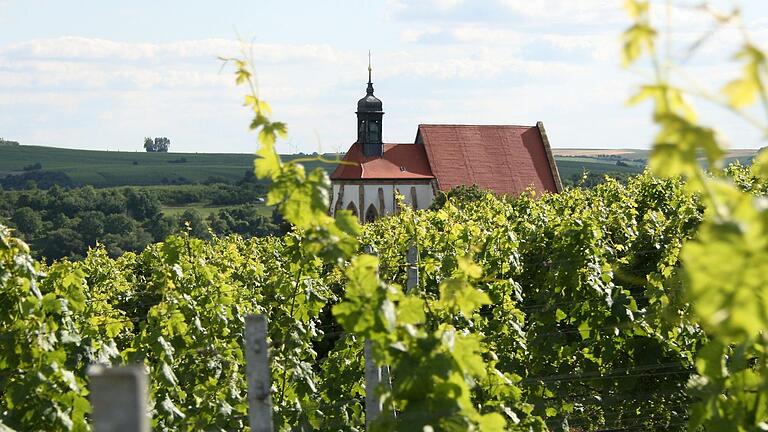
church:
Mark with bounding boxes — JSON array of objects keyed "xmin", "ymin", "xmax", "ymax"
[{"xmin": 329, "ymin": 65, "xmax": 562, "ymax": 223}]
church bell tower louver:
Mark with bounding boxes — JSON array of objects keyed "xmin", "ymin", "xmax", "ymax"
[{"xmin": 356, "ymin": 52, "xmax": 384, "ymax": 157}]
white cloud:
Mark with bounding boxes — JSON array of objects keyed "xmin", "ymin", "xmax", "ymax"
[
  {"xmin": 426, "ymin": 0, "xmax": 465, "ymax": 11},
  {"xmin": 388, "ymin": 0, "xmax": 625, "ymax": 26},
  {"xmin": 0, "ymin": 36, "xmax": 364, "ymax": 152},
  {"xmin": 399, "ymin": 25, "xmax": 619, "ymax": 63},
  {"xmin": 0, "ymin": 37, "xmax": 347, "ymax": 64},
  {"xmin": 400, "ymin": 26, "xmax": 444, "ymax": 43},
  {"xmin": 0, "ymin": 37, "xmax": 359, "ymax": 93},
  {"xmin": 499, "ymin": 0, "xmax": 621, "ymax": 24},
  {"xmin": 3, "ymin": 0, "xmax": 767, "ymax": 155},
  {"xmin": 381, "ymin": 53, "xmax": 589, "ymax": 80},
  {"xmin": 388, "ymin": 0, "xmax": 468, "ymax": 17},
  {"xmin": 0, "ymin": 33, "xmax": 593, "ymax": 94}
]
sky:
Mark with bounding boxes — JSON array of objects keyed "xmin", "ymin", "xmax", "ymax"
[{"xmin": 0, "ymin": 0, "xmax": 767, "ymax": 154}]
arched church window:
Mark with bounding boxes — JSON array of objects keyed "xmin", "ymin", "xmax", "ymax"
[
  {"xmin": 346, "ymin": 201, "xmax": 358, "ymax": 217},
  {"xmin": 365, "ymin": 204, "xmax": 378, "ymax": 223}
]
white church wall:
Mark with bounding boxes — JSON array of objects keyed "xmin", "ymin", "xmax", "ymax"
[
  {"xmin": 330, "ymin": 182, "xmax": 435, "ymax": 222},
  {"xmin": 363, "ymin": 184, "xmax": 384, "ymax": 216},
  {"xmin": 394, "ymin": 184, "xmax": 434, "ymax": 209},
  {"xmin": 330, "ymin": 184, "xmax": 359, "ymax": 215}
]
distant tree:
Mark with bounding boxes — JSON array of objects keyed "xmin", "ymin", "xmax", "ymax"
[
  {"xmin": 100, "ymin": 234, "xmax": 127, "ymax": 257},
  {"xmin": 239, "ymin": 169, "xmax": 257, "ymax": 184},
  {"xmin": 430, "ymin": 184, "xmax": 490, "ymax": 210},
  {"xmin": 144, "ymin": 214, "xmax": 177, "ymax": 240},
  {"xmin": 104, "ymin": 214, "xmax": 133, "ymax": 235},
  {"xmin": 206, "ymin": 205, "xmax": 280, "ymax": 238},
  {"xmin": 204, "ymin": 176, "xmax": 229, "ymax": 185},
  {"xmin": 564, "ymin": 171, "xmax": 634, "ymax": 188},
  {"xmin": 271, "ymin": 207, "xmax": 291, "ymax": 235},
  {"xmin": 37, "ymin": 228, "xmax": 84, "ymax": 261},
  {"xmin": 143, "ymin": 137, "xmax": 155, "ymax": 152},
  {"xmin": 65, "ymin": 185, "xmax": 99, "ymax": 214},
  {"xmin": 125, "ymin": 189, "xmax": 161, "ymax": 221},
  {"xmin": 206, "ymin": 213, "xmax": 230, "ymax": 236},
  {"xmin": 154, "ymin": 137, "xmax": 170, "ymax": 152},
  {"xmin": 12, "ymin": 207, "xmax": 42, "ymax": 237},
  {"xmin": 0, "ymin": 171, "xmax": 73, "ymax": 190},
  {"xmin": 178, "ymin": 209, "xmax": 209, "ymax": 239},
  {"xmin": 76, "ymin": 211, "xmax": 106, "ymax": 243},
  {"xmin": 143, "ymin": 136, "xmax": 170, "ymax": 152},
  {"xmin": 98, "ymin": 190, "xmax": 128, "ymax": 214},
  {"xmin": 114, "ymin": 228, "xmax": 153, "ymax": 255}
]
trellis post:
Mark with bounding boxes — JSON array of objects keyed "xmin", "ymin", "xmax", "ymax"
[
  {"xmin": 88, "ymin": 365, "xmax": 150, "ymax": 432},
  {"xmin": 244, "ymin": 314, "xmax": 274, "ymax": 432},
  {"xmin": 364, "ymin": 339, "xmax": 383, "ymax": 427},
  {"xmin": 362, "ymin": 245, "xmax": 395, "ymax": 426},
  {"xmin": 406, "ymin": 243, "xmax": 419, "ymax": 294}
]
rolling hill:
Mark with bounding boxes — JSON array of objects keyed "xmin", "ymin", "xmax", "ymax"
[
  {"xmin": 0, "ymin": 144, "xmax": 757, "ymax": 189},
  {"xmin": 0, "ymin": 145, "xmax": 335, "ymax": 188}
]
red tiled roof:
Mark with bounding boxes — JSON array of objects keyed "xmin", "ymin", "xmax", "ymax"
[
  {"xmin": 417, "ymin": 124, "xmax": 560, "ymax": 195},
  {"xmin": 329, "ymin": 143, "xmax": 435, "ymax": 180}
]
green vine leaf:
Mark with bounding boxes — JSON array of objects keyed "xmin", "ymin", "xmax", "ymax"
[{"xmin": 723, "ymin": 44, "xmax": 767, "ymax": 108}]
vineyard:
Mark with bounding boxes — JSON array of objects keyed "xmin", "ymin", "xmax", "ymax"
[
  {"xmin": 3, "ymin": 1, "xmax": 768, "ymax": 431},
  {"xmin": 1, "ymin": 168, "xmax": 714, "ymax": 431}
]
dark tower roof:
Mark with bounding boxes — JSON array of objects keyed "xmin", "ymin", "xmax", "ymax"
[{"xmin": 357, "ymin": 54, "xmax": 383, "ymax": 113}]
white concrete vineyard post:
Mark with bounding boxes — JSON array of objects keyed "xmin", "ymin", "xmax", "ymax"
[
  {"xmin": 364, "ymin": 339, "xmax": 383, "ymax": 427},
  {"xmin": 362, "ymin": 245, "xmax": 395, "ymax": 427},
  {"xmin": 406, "ymin": 243, "xmax": 419, "ymax": 294},
  {"xmin": 245, "ymin": 314, "xmax": 274, "ymax": 432},
  {"xmin": 88, "ymin": 365, "xmax": 150, "ymax": 432}
]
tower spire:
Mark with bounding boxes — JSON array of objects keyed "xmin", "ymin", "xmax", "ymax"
[{"xmin": 357, "ymin": 50, "xmax": 383, "ymax": 157}]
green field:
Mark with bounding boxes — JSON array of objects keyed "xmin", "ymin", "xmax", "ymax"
[
  {"xmin": 0, "ymin": 144, "xmax": 335, "ymax": 188},
  {"xmin": 0, "ymin": 144, "xmax": 757, "ymax": 189},
  {"xmin": 555, "ymin": 159, "xmax": 644, "ymax": 181},
  {"xmin": 553, "ymin": 148, "xmax": 757, "ymax": 181},
  {"xmin": 161, "ymin": 203, "xmax": 272, "ymax": 218}
]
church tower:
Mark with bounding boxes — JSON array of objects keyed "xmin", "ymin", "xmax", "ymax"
[
  {"xmin": 356, "ymin": 54, "xmax": 384, "ymax": 157},
  {"xmin": 330, "ymin": 53, "xmax": 563, "ymax": 223}
]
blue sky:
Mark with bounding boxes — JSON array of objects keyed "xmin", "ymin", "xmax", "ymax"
[{"xmin": 0, "ymin": 0, "xmax": 767, "ymax": 153}]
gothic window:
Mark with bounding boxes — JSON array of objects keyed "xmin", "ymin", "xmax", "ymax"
[
  {"xmin": 346, "ymin": 201, "xmax": 358, "ymax": 217},
  {"xmin": 365, "ymin": 204, "xmax": 378, "ymax": 223}
]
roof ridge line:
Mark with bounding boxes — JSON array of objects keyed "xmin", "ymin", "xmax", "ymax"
[{"xmin": 418, "ymin": 124, "xmax": 535, "ymax": 128}]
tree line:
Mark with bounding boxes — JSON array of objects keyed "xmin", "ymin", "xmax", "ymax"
[{"xmin": 0, "ymin": 183, "xmax": 287, "ymax": 261}]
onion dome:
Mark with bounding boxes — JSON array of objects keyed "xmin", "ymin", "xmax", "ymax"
[{"xmin": 357, "ymin": 57, "xmax": 383, "ymax": 113}]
